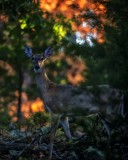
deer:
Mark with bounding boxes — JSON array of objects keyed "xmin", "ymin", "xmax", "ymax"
[{"xmin": 24, "ymin": 45, "xmax": 126, "ymax": 160}]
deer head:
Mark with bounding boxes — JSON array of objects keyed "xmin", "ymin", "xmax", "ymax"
[{"xmin": 24, "ymin": 45, "xmax": 53, "ymax": 73}]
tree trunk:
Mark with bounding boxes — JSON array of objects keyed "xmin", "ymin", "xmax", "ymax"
[{"xmin": 17, "ymin": 69, "xmax": 23, "ymax": 123}]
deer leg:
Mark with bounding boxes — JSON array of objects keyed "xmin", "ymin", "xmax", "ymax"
[
  {"xmin": 49, "ymin": 114, "xmax": 60, "ymax": 160},
  {"xmin": 60, "ymin": 116, "xmax": 72, "ymax": 140},
  {"xmin": 101, "ymin": 119, "xmax": 111, "ymax": 137},
  {"xmin": 97, "ymin": 114, "xmax": 111, "ymax": 137}
]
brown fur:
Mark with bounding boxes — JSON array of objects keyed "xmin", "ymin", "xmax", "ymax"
[{"xmin": 24, "ymin": 46, "xmax": 122, "ymax": 160}]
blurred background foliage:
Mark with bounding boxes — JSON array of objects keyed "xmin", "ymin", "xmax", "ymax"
[{"xmin": 0, "ymin": 0, "xmax": 128, "ymax": 125}]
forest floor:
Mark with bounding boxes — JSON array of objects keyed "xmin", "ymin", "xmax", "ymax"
[{"xmin": 0, "ymin": 113, "xmax": 128, "ymax": 160}]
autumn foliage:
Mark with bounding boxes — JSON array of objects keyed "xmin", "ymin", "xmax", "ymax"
[{"xmin": 39, "ymin": 0, "xmax": 106, "ymax": 42}]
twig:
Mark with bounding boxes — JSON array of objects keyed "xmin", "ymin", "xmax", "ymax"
[{"xmin": 10, "ymin": 136, "xmax": 37, "ymax": 160}]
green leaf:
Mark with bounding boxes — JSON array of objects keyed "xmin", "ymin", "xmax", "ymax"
[{"xmin": 86, "ymin": 146, "xmax": 105, "ymax": 158}]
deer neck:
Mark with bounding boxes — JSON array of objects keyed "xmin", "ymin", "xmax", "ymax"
[{"xmin": 35, "ymin": 68, "xmax": 51, "ymax": 95}]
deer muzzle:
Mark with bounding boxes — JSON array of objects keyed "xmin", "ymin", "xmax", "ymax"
[{"xmin": 34, "ymin": 64, "xmax": 40, "ymax": 70}]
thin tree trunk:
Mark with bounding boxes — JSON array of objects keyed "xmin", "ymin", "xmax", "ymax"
[{"xmin": 17, "ymin": 69, "xmax": 23, "ymax": 123}]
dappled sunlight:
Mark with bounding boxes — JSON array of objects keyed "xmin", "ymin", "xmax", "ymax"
[
  {"xmin": 0, "ymin": 15, "xmax": 8, "ymax": 22},
  {"xmin": 38, "ymin": 0, "xmax": 107, "ymax": 43},
  {"xmin": 8, "ymin": 92, "xmax": 44, "ymax": 121},
  {"xmin": 66, "ymin": 57, "xmax": 86, "ymax": 85},
  {"xmin": 0, "ymin": 60, "xmax": 15, "ymax": 76},
  {"xmin": 1, "ymin": 1, "xmax": 107, "ymax": 43},
  {"xmin": 39, "ymin": 0, "xmax": 90, "ymax": 18},
  {"xmin": 0, "ymin": 1, "xmax": 128, "ymax": 158},
  {"xmin": 51, "ymin": 52, "xmax": 86, "ymax": 85},
  {"xmin": 0, "ymin": 0, "xmax": 108, "ymax": 124},
  {"xmin": 31, "ymin": 97, "xmax": 44, "ymax": 113}
]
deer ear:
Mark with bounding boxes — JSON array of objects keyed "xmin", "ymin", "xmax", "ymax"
[
  {"xmin": 24, "ymin": 45, "xmax": 33, "ymax": 58},
  {"xmin": 44, "ymin": 47, "xmax": 53, "ymax": 58}
]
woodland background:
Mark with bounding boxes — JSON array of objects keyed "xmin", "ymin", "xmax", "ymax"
[{"xmin": 0, "ymin": 0, "xmax": 128, "ymax": 159}]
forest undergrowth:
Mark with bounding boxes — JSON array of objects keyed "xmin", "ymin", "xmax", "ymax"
[{"xmin": 0, "ymin": 112, "xmax": 128, "ymax": 160}]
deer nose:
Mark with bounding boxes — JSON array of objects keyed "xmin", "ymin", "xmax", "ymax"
[{"xmin": 35, "ymin": 65, "xmax": 40, "ymax": 70}]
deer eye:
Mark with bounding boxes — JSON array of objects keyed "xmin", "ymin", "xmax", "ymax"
[{"xmin": 32, "ymin": 57, "xmax": 35, "ymax": 60}]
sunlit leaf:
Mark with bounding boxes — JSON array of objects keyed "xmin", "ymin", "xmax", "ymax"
[{"xmin": 53, "ymin": 24, "xmax": 67, "ymax": 40}]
